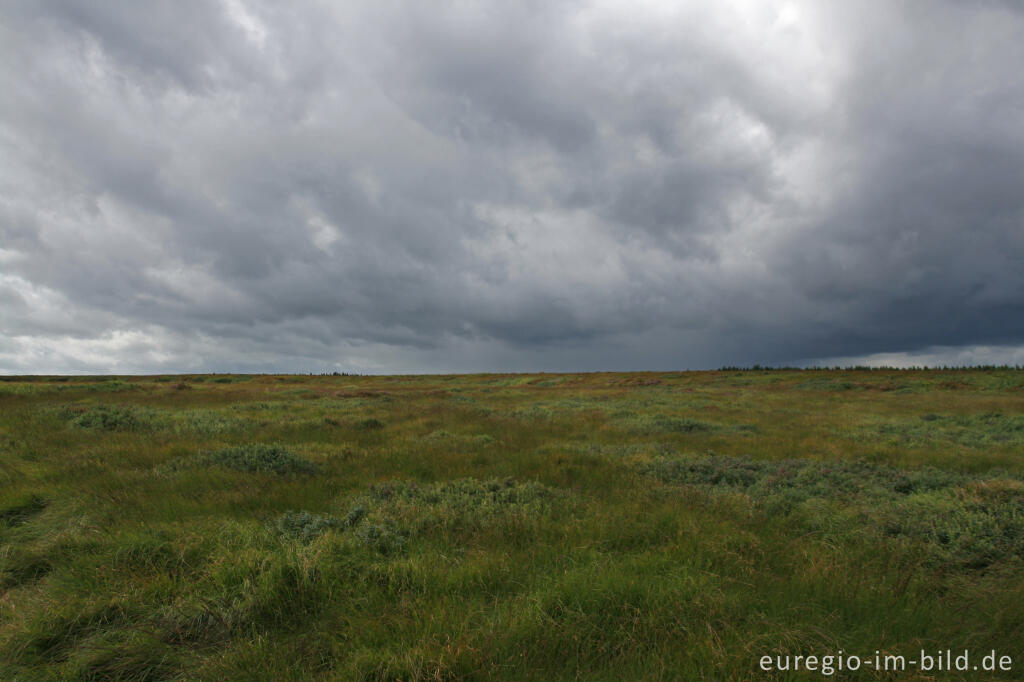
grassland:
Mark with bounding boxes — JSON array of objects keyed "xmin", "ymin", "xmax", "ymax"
[{"xmin": 1, "ymin": 369, "xmax": 1022, "ymax": 680}]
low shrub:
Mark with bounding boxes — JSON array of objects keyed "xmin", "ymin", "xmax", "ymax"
[
  {"xmin": 169, "ymin": 410, "xmax": 248, "ymax": 436},
  {"xmin": 345, "ymin": 505, "xmax": 367, "ymax": 526},
  {"xmin": 648, "ymin": 416, "xmax": 715, "ymax": 433},
  {"xmin": 67, "ymin": 405, "xmax": 154, "ymax": 432},
  {"xmin": 620, "ymin": 414, "xmax": 757, "ymax": 436},
  {"xmin": 367, "ymin": 477, "xmax": 559, "ymax": 513},
  {"xmin": 356, "ymin": 521, "xmax": 408, "ymax": 555},
  {"xmin": 356, "ymin": 418, "xmax": 385, "ymax": 430},
  {"xmin": 861, "ymin": 412, "xmax": 1024, "ymax": 448},
  {"xmin": 165, "ymin": 444, "xmax": 318, "ymax": 476},
  {"xmin": 270, "ymin": 505, "xmax": 399, "ymax": 553},
  {"xmin": 270, "ymin": 511, "xmax": 344, "ymax": 544},
  {"xmin": 639, "ymin": 454, "xmax": 964, "ymax": 499},
  {"xmin": 639, "ymin": 453, "xmax": 1023, "ymax": 569}
]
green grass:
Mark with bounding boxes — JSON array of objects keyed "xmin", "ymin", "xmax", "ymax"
[{"xmin": 0, "ymin": 370, "xmax": 1021, "ymax": 679}]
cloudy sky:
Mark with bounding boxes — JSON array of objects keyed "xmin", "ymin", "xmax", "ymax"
[{"xmin": 2, "ymin": 1, "xmax": 1023, "ymax": 374}]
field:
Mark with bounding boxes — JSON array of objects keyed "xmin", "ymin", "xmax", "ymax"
[{"xmin": 1, "ymin": 370, "xmax": 1022, "ymax": 680}]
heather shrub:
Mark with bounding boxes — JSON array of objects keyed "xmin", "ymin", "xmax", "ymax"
[
  {"xmin": 270, "ymin": 511, "xmax": 344, "ymax": 544},
  {"xmin": 67, "ymin": 405, "xmax": 154, "ymax": 432},
  {"xmin": 165, "ymin": 444, "xmax": 318, "ymax": 476},
  {"xmin": 639, "ymin": 453, "xmax": 1023, "ymax": 569},
  {"xmin": 356, "ymin": 418, "xmax": 385, "ymax": 430},
  {"xmin": 863, "ymin": 412, "xmax": 1024, "ymax": 448},
  {"xmin": 356, "ymin": 520, "xmax": 408, "ymax": 555}
]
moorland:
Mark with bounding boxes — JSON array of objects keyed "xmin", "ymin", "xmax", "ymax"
[{"xmin": 1, "ymin": 369, "xmax": 1022, "ymax": 679}]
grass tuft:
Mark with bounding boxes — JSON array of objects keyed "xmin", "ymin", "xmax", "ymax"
[{"xmin": 0, "ymin": 493, "xmax": 48, "ymax": 527}]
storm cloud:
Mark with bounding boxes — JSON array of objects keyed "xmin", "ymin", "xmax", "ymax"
[{"xmin": 1, "ymin": 1, "xmax": 1023, "ymax": 373}]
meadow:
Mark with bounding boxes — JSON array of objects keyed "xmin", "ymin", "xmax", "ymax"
[{"xmin": 0, "ymin": 369, "xmax": 1022, "ymax": 680}]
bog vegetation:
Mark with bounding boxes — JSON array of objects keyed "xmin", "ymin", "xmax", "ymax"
[{"xmin": 0, "ymin": 370, "xmax": 1022, "ymax": 679}]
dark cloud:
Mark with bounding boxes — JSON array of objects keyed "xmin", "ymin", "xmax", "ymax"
[{"xmin": 1, "ymin": 0, "xmax": 1022, "ymax": 373}]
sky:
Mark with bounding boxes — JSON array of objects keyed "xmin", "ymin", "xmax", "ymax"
[{"xmin": 2, "ymin": 1, "xmax": 1023, "ymax": 374}]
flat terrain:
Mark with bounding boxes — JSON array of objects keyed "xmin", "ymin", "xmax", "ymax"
[{"xmin": 1, "ymin": 370, "xmax": 1022, "ymax": 680}]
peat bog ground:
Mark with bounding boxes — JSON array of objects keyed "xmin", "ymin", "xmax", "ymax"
[{"xmin": 1, "ymin": 370, "xmax": 1022, "ymax": 679}]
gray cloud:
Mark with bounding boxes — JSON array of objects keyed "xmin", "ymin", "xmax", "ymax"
[{"xmin": 1, "ymin": 0, "xmax": 1023, "ymax": 373}]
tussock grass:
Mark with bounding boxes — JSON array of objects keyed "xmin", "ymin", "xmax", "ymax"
[
  {"xmin": 1, "ymin": 369, "xmax": 1022, "ymax": 679},
  {"xmin": 0, "ymin": 493, "xmax": 48, "ymax": 527}
]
